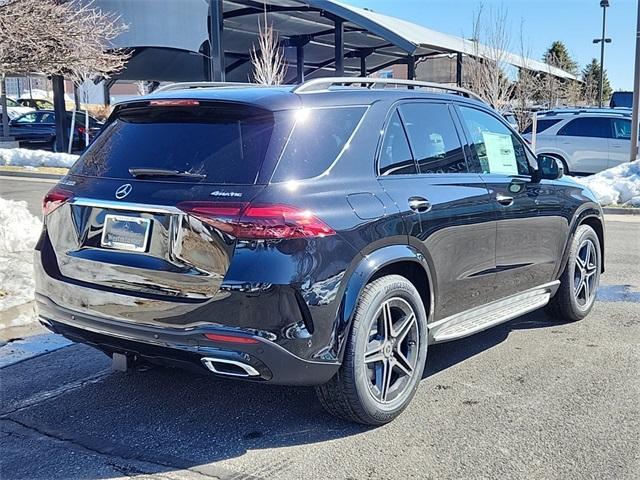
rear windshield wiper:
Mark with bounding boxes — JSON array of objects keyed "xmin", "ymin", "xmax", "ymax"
[{"xmin": 129, "ymin": 168, "xmax": 206, "ymax": 179}]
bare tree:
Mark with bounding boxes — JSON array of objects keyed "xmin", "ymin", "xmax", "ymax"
[
  {"xmin": 0, "ymin": 0, "xmax": 129, "ymax": 141},
  {"xmin": 249, "ymin": 6, "xmax": 286, "ymax": 85},
  {"xmin": 512, "ymin": 26, "xmax": 541, "ymax": 132},
  {"xmin": 464, "ymin": 5, "xmax": 514, "ymax": 111}
]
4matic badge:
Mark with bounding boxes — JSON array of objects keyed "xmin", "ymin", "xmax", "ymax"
[{"xmin": 210, "ymin": 190, "xmax": 243, "ymax": 198}]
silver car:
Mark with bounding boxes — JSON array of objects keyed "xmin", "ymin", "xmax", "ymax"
[{"xmin": 522, "ymin": 109, "xmax": 636, "ymax": 175}]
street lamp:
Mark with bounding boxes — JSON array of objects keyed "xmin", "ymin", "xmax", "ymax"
[{"xmin": 593, "ymin": 0, "xmax": 612, "ymax": 108}]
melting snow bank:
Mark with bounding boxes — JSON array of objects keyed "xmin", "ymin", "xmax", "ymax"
[
  {"xmin": 0, "ymin": 147, "xmax": 78, "ymax": 168},
  {"xmin": 0, "ymin": 197, "xmax": 42, "ymax": 314},
  {"xmin": 570, "ymin": 160, "xmax": 640, "ymax": 207}
]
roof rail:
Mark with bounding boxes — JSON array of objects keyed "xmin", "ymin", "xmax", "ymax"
[
  {"xmin": 539, "ymin": 108, "xmax": 631, "ymax": 117},
  {"xmin": 154, "ymin": 81, "xmax": 259, "ymax": 92},
  {"xmin": 293, "ymin": 77, "xmax": 485, "ymax": 103}
]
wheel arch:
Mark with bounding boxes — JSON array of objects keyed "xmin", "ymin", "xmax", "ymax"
[
  {"xmin": 557, "ymin": 207, "xmax": 605, "ymax": 279},
  {"xmin": 336, "ymin": 245, "xmax": 435, "ymax": 360}
]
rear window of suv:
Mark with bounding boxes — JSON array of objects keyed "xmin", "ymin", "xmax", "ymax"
[{"xmin": 70, "ymin": 104, "xmax": 279, "ymax": 184}]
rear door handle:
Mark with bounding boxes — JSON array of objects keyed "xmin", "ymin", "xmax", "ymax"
[
  {"xmin": 496, "ymin": 194, "xmax": 514, "ymax": 206},
  {"xmin": 408, "ymin": 196, "xmax": 432, "ymax": 213}
]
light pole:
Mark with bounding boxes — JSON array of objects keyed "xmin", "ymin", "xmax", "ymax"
[
  {"xmin": 630, "ymin": 0, "xmax": 640, "ymax": 162},
  {"xmin": 593, "ymin": 0, "xmax": 612, "ymax": 108}
]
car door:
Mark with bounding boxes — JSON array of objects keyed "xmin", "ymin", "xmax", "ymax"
[
  {"xmin": 376, "ymin": 102, "xmax": 496, "ymax": 321},
  {"xmin": 456, "ymin": 104, "xmax": 567, "ymax": 301},
  {"xmin": 556, "ymin": 117, "xmax": 612, "ymax": 174},
  {"xmin": 609, "ymin": 117, "xmax": 634, "ymax": 167}
]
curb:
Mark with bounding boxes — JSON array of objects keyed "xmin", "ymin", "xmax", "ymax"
[
  {"xmin": 602, "ymin": 207, "xmax": 640, "ymax": 216},
  {"xmin": 0, "ymin": 170, "xmax": 64, "ymax": 180}
]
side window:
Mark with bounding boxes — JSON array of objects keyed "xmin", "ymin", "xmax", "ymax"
[
  {"xmin": 39, "ymin": 113, "xmax": 55, "ymax": 124},
  {"xmin": 458, "ymin": 106, "xmax": 530, "ymax": 176},
  {"xmin": 15, "ymin": 113, "xmax": 37, "ymax": 124},
  {"xmin": 522, "ymin": 118, "xmax": 562, "ymax": 134},
  {"xmin": 271, "ymin": 106, "xmax": 366, "ymax": 181},
  {"xmin": 378, "ymin": 110, "xmax": 416, "ymax": 176},
  {"xmin": 399, "ymin": 103, "xmax": 467, "ymax": 174},
  {"xmin": 612, "ymin": 118, "xmax": 632, "ymax": 140},
  {"xmin": 557, "ymin": 117, "xmax": 612, "ymax": 138}
]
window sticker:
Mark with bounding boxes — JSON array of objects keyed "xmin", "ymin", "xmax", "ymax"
[{"xmin": 481, "ymin": 131, "xmax": 518, "ymax": 175}]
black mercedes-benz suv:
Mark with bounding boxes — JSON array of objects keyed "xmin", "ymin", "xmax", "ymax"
[{"xmin": 35, "ymin": 78, "xmax": 604, "ymax": 425}]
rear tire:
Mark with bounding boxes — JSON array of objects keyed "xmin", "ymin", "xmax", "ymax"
[
  {"xmin": 316, "ymin": 275, "xmax": 428, "ymax": 425},
  {"xmin": 547, "ymin": 225, "xmax": 601, "ymax": 322}
]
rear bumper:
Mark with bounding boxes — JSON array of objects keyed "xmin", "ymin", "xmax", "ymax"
[{"xmin": 36, "ymin": 293, "xmax": 339, "ymax": 385}]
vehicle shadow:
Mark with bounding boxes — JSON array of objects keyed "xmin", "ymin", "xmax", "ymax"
[
  {"xmin": 8, "ymin": 308, "xmax": 562, "ymax": 479},
  {"xmin": 424, "ymin": 308, "xmax": 558, "ymax": 378}
]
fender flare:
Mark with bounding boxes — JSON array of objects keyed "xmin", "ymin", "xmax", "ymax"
[
  {"xmin": 333, "ymin": 244, "xmax": 435, "ymax": 360},
  {"xmin": 555, "ymin": 204, "xmax": 605, "ymax": 279}
]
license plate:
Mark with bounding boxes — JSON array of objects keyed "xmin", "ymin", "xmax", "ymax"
[{"xmin": 100, "ymin": 214, "xmax": 151, "ymax": 252}]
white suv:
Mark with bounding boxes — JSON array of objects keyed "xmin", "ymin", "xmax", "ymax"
[{"xmin": 523, "ymin": 109, "xmax": 636, "ymax": 175}]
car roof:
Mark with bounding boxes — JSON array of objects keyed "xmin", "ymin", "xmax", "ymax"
[{"xmin": 136, "ymin": 84, "xmax": 489, "ymax": 112}]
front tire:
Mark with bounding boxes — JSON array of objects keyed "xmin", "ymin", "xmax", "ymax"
[
  {"xmin": 316, "ymin": 275, "xmax": 428, "ymax": 425},
  {"xmin": 548, "ymin": 225, "xmax": 601, "ymax": 322}
]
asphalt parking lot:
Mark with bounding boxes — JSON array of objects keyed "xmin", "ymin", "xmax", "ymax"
[{"xmin": 1, "ymin": 178, "xmax": 639, "ymax": 480}]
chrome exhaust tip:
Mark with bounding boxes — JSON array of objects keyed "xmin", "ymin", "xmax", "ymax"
[{"xmin": 201, "ymin": 357, "xmax": 260, "ymax": 377}]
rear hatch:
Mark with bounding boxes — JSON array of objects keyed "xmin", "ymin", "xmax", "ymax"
[{"xmin": 43, "ymin": 100, "xmax": 291, "ymax": 305}]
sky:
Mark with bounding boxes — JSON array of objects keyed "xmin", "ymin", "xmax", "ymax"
[{"xmin": 345, "ymin": 0, "xmax": 637, "ymax": 90}]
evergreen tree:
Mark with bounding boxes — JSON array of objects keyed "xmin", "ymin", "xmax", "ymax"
[
  {"xmin": 581, "ymin": 58, "xmax": 612, "ymax": 105},
  {"xmin": 543, "ymin": 41, "xmax": 579, "ymax": 74}
]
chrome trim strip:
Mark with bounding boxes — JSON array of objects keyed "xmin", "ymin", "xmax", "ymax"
[
  {"xmin": 71, "ymin": 197, "xmax": 182, "ymax": 214},
  {"xmin": 201, "ymin": 357, "xmax": 260, "ymax": 377}
]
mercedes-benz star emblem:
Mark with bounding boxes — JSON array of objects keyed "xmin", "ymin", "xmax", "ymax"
[{"xmin": 115, "ymin": 183, "xmax": 132, "ymax": 200}]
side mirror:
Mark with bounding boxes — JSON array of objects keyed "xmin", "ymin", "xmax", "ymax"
[{"xmin": 537, "ymin": 155, "xmax": 563, "ymax": 180}]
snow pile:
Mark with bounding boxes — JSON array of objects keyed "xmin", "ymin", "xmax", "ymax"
[
  {"xmin": 0, "ymin": 197, "xmax": 42, "ymax": 312},
  {"xmin": 571, "ymin": 160, "xmax": 640, "ymax": 207},
  {"xmin": 0, "ymin": 148, "xmax": 78, "ymax": 169}
]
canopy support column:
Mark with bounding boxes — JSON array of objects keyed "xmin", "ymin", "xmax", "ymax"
[
  {"xmin": 296, "ymin": 44, "xmax": 305, "ymax": 83},
  {"xmin": 407, "ymin": 55, "xmax": 415, "ymax": 80},
  {"xmin": 334, "ymin": 19, "xmax": 344, "ymax": 76},
  {"xmin": 52, "ymin": 75, "xmax": 69, "ymax": 153},
  {"xmin": 208, "ymin": 0, "xmax": 225, "ymax": 82},
  {"xmin": 360, "ymin": 55, "xmax": 367, "ymax": 77},
  {"xmin": 456, "ymin": 52, "xmax": 463, "ymax": 87}
]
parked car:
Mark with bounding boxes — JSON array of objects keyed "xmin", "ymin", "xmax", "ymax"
[
  {"xmin": 17, "ymin": 97, "xmax": 55, "ymax": 110},
  {"xmin": 0, "ymin": 97, "xmax": 34, "ymax": 119},
  {"xmin": 610, "ymin": 91, "xmax": 633, "ymax": 109},
  {"xmin": 35, "ymin": 79, "xmax": 604, "ymax": 425},
  {"xmin": 9, "ymin": 109, "xmax": 102, "ymax": 151},
  {"xmin": 522, "ymin": 109, "xmax": 637, "ymax": 175}
]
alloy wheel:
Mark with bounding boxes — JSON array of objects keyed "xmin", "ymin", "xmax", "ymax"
[
  {"xmin": 574, "ymin": 239, "xmax": 598, "ymax": 307},
  {"xmin": 364, "ymin": 297, "xmax": 420, "ymax": 404}
]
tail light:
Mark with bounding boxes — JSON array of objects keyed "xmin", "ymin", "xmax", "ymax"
[
  {"xmin": 177, "ymin": 202, "xmax": 335, "ymax": 239},
  {"xmin": 43, "ymin": 187, "xmax": 72, "ymax": 216},
  {"xmin": 77, "ymin": 126, "xmax": 86, "ymax": 135}
]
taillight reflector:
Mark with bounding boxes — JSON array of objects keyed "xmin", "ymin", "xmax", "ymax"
[
  {"xmin": 203, "ymin": 333, "xmax": 259, "ymax": 344},
  {"xmin": 177, "ymin": 202, "xmax": 335, "ymax": 240},
  {"xmin": 43, "ymin": 187, "xmax": 73, "ymax": 216}
]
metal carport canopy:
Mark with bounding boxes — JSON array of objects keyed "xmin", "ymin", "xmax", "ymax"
[{"xmin": 222, "ymin": 0, "xmax": 578, "ymax": 82}]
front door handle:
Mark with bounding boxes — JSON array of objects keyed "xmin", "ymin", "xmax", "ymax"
[
  {"xmin": 496, "ymin": 194, "xmax": 514, "ymax": 206},
  {"xmin": 408, "ymin": 196, "xmax": 432, "ymax": 213}
]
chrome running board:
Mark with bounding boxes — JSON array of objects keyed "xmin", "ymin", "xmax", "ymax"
[{"xmin": 429, "ymin": 281, "xmax": 560, "ymax": 343}]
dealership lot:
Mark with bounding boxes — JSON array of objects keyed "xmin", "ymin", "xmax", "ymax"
[{"xmin": 1, "ymin": 179, "xmax": 639, "ymax": 480}]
